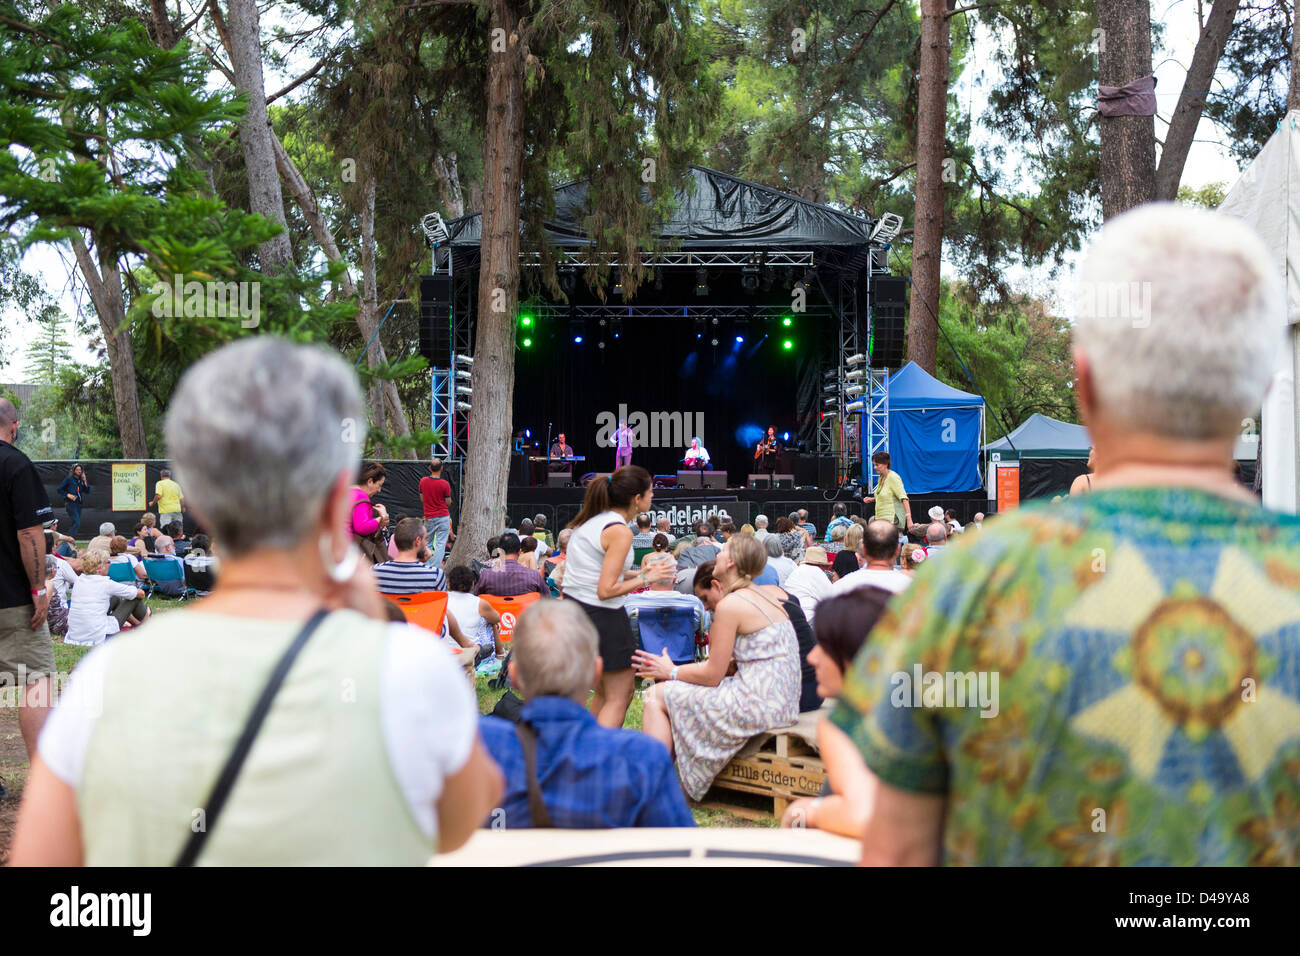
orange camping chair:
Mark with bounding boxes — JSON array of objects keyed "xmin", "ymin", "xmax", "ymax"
[
  {"xmin": 480, "ymin": 592, "xmax": 542, "ymax": 645},
  {"xmin": 384, "ymin": 591, "xmax": 449, "ymax": 636}
]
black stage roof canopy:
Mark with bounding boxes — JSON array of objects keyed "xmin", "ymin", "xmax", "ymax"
[{"xmin": 441, "ymin": 165, "xmax": 876, "ymax": 251}]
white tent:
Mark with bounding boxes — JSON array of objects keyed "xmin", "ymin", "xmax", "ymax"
[{"xmin": 1218, "ymin": 110, "xmax": 1300, "ymax": 512}]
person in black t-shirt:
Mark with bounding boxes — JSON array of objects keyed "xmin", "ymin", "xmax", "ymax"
[{"xmin": 0, "ymin": 398, "xmax": 55, "ymax": 762}]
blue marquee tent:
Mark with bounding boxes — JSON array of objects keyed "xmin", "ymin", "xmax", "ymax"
[{"xmin": 873, "ymin": 362, "xmax": 984, "ymax": 494}]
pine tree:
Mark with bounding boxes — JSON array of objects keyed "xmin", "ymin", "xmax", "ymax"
[{"xmin": 21, "ymin": 306, "xmax": 73, "ymax": 384}]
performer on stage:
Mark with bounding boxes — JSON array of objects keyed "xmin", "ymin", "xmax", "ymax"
[
  {"xmin": 682, "ymin": 437, "xmax": 711, "ymax": 470},
  {"xmin": 754, "ymin": 426, "xmax": 780, "ymax": 474},
  {"xmin": 550, "ymin": 432, "xmax": 574, "ymax": 472},
  {"xmin": 615, "ymin": 419, "xmax": 634, "ymax": 470}
]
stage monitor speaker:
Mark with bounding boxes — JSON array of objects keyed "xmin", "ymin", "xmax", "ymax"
[
  {"xmin": 773, "ymin": 474, "xmax": 795, "ymax": 490},
  {"xmin": 747, "ymin": 474, "xmax": 770, "ymax": 489},
  {"xmin": 677, "ymin": 470, "xmax": 702, "ymax": 489},
  {"xmin": 702, "ymin": 470, "xmax": 728, "ymax": 489},
  {"xmin": 546, "ymin": 472, "xmax": 570, "ymax": 488},
  {"xmin": 870, "ymin": 275, "xmax": 907, "ymax": 369},
  {"xmin": 586, "ymin": 472, "xmax": 613, "ymax": 487},
  {"xmin": 419, "ymin": 275, "xmax": 452, "ymax": 364}
]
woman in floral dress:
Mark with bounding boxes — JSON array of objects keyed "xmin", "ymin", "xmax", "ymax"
[{"xmin": 634, "ymin": 534, "xmax": 801, "ymax": 800}]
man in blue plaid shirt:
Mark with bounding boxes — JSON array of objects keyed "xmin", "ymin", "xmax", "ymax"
[{"xmin": 480, "ymin": 600, "xmax": 694, "ymax": 829}]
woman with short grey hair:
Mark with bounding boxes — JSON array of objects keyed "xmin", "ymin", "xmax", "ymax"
[{"xmin": 13, "ymin": 337, "xmax": 500, "ymax": 866}]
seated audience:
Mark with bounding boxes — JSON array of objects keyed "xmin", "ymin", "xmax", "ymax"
[
  {"xmin": 44, "ymin": 556, "xmax": 69, "ymax": 638},
  {"xmin": 474, "ymin": 532, "xmax": 548, "ymax": 597},
  {"xmin": 145, "ymin": 535, "xmax": 187, "ymax": 597},
  {"xmin": 86, "ymin": 522, "xmax": 115, "ymax": 554},
  {"xmin": 532, "ymin": 513, "xmax": 553, "ymax": 549},
  {"xmin": 517, "ymin": 534, "xmax": 541, "ymax": 571},
  {"xmin": 924, "ymin": 521, "xmax": 948, "ymax": 554},
  {"xmin": 625, "ymin": 556, "xmax": 709, "ymax": 649},
  {"xmin": 753, "ymin": 514, "xmax": 771, "ymax": 541},
  {"xmin": 776, "ymin": 516, "xmax": 805, "ymax": 559},
  {"xmin": 830, "ymin": 550, "xmax": 860, "ymax": 582},
  {"xmin": 634, "ymin": 535, "xmax": 802, "ymax": 801},
  {"xmin": 446, "ymin": 565, "xmax": 503, "ymax": 662},
  {"xmin": 675, "ymin": 521, "xmax": 721, "ymax": 569},
  {"xmin": 13, "ymin": 336, "xmax": 501, "ymax": 864},
  {"xmin": 108, "ymin": 536, "xmax": 147, "ymax": 580},
  {"xmin": 654, "ymin": 516, "xmax": 675, "ymax": 544},
  {"xmin": 374, "ymin": 517, "xmax": 448, "ymax": 594},
  {"xmin": 630, "ymin": 513, "xmax": 656, "ymax": 550},
  {"xmin": 833, "ymin": 518, "xmax": 911, "ymax": 595},
  {"xmin": 545, "ymin": 527, "xmax": 572, "ymax": 588},
  {"xmin": 763, "ymin": 535, "xmax": 795, "ymax": 585},
  {"xmin": 944, "ymin": 509, "xmax": 963, "ymax": 535},
  {"xmin": 740, "ymin": 523, "xmax": 755, "ymax": 535},
  {"xmin": 780, "ymin": 587, "xmax": 893, "ymax": 837},
  {"xmin": 831, "ymin": 204, "xmax": 1300, "ymax": 866},
  {"xmin": 63, "ymin": 549, "xmax": 149, "ymax": 647},
  {"xmin": 823, "ymin": 503, "xmax": 853, "ymax": 543},
  {"xmin": 825, "ymin": 522, "xmax": 848, "ymax": 555},
  {"xmin": 900, "ymin": 543, "xmax": 927, "ymax": 574},
  {"xmin": 481, "ymin": 601, "xmax": 694, "ymax": 828},
  {"xmin": 797, "ymin": 509, "xmax": 817, "ymax": 540},
  {"xmin": 783, "ymin": 546, "xmax": 833, "ymax": 623}
]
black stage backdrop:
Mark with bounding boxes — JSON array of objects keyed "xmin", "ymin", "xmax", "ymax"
[{"xmin": 509, "ymin": 309, "xmax": 827, "ymax": 481}]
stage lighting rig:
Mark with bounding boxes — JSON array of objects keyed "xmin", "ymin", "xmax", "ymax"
[
  {"xmin": 420, "ymin": 212, "xmax": 450, "ymax": 246},
  {"xmin": 869, "ymin": 212, "xmax": 904, "ymax": 244}
]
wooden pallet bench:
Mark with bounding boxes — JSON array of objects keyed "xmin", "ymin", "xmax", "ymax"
[{"xmin": 698, "ymin": 707, "xmax": 828, "ymax": 818}]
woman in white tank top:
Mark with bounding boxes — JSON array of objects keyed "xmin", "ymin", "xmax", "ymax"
[{"xmin": 562, "ymin": 466, "xmax": 674, "ymax": 728}]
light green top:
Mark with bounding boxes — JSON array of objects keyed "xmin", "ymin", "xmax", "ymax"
[
  {"xmin": 873, "ymin": 469, "xmax": 908, "ymax": 523},
  {"xmin": 78, "ymin": 610, "xmax": 429, "ymax": 866}
]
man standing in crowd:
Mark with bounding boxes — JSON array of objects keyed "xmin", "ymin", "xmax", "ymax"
[
  {"xmin": 420, "ymin": 458, "xmax": 455, "ymax": 570},
  {"xmin": 474, "ymin": 532, "xmax": 549, "ymax": 597},
  {"xmin": 480, "ymin": 601, "xmax": 693, "ymax": 828},
  {"xmin": 832, "ymin": 518, "xmax": 910, "ymax": 596},
  {"xmin": 833, "ymin": 204, "xmax": 1300, "ymax": 866},
  {"xmin": 0, "ymin": 398, "xmax": 54, "ymax": 766},
  {"xmin": 863, "ymin": 451, "xmax": 912, "ymax": 533},
  {"xmin": 149, "ymin": 467, "xmax": 185, "ymax": 531}
]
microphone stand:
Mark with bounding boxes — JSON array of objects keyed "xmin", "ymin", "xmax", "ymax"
[{"xmin": 545, "ymin": 422, "xmax": 553, "ymax": 488}]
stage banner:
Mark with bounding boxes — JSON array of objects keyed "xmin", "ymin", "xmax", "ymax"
[
  {"xmin": 889, "ymin": 406, "xmax": 983, "ymax": 495},
  {"xmin": 111, "ymin": 463, "xmax": 147, "ymax": 513},
  {"xmin": 644, "ymin": 499, "xmax": 748, "ymax": 538}
]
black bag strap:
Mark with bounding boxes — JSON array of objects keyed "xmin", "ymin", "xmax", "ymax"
[
  {"xmin": 174, "ymin": 608, "xmax": 331, "ymax": 866},
  {"xmin": 514, "ymin": 720, "xmax": 553, "ymax": 829}
]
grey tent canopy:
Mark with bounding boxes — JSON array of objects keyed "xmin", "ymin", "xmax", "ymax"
[{"xmin": 984, "ymin": 413, "xmax": 1091, "ymax": 460}]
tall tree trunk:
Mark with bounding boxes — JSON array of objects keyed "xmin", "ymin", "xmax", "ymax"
[
  {"xmin": 70, "ymin": 234, "xmax": 149, "ymax": 457},
  {"xmin": 447, "ymin": 0, "xmax": 525, "ymax": 568},
  {"xmin": 359, "ymin": 171, "xmax": 386, "ymax": 455},
  {"xmin": 1155, "ymin": 0, "xmax": 1239, "ymax": 200},
  {"xmin": 907, "ymin": 0, "xmax": 951, "ymax": 375},
  {"xmin": 271, "ymin": 132, "xmax": 357, "ymax": 299},
  {"xmin": 1290, "ymin": 0, "xmax": 1300, "ymax": 111},
  {"xmin": 432, "ymin": 152, "xmax": 465, "ymax": 219},
  {"xmin": 226, "ymin": 0, "xmax": 293, "ymax": 272},
  {"xmin": 1097, "ymin": 0, "xmax": 1156, "ymax": 218}
]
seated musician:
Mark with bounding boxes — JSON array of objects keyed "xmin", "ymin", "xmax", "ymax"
[
  {"xmin": 682, "ymin": 437, "xmax": 710, "ymax": 470},
  {"xmin": 549, "ymin": 432, "xmax": 574, "ymax": 472}
]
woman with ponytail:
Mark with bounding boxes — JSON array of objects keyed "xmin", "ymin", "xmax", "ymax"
[
  {"xmin": 633, "ymin": 533, "xmax": 800, "ymax": 800},
  {"xmin": 563, "ymin": 466, "xmax": 674, "ymax": 727}
]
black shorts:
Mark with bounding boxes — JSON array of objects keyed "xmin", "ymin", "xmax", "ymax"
[{"xmin": 568, "ymin": 599, "xmax": 638, "ymax": 672}]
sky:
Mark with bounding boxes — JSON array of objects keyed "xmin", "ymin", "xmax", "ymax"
[{"xmin": 0, "ymin": 0, "xmax": 1272, "ymax": 380}]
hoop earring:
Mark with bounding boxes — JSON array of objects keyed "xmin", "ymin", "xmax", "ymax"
[{"xmin": 319, "ymin": 534, "xmax": 361, "ymax": 583}]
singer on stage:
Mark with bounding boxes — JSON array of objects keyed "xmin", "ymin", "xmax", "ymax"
[
  {"xmin": 682, "ymin": 437, "xmax": 711, "ymax": 470},
  {"xmin": 754, "ymin": 426, "xmax": 780, "ymax": 474},
  {"xmin": 615, "ymin": 419, "xmax": 634, "ymax": 470}
]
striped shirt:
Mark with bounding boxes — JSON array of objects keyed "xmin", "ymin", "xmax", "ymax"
[{"xmin": 374, "ymin": 561, "xmax": 447, "ymax": 595}]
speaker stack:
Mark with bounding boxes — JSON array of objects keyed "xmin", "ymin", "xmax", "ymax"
[
  {"xmin": 870, "ymin": 276, "xmax": 907, "ymax": 369},
  {"xmin": 419, "ymin": 275, "xmax": 452, "ymax": 364}
]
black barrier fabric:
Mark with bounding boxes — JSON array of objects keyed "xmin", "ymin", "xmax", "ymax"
[
  {"xmin": 33, "ymin": 460, "xmax": 455, "ymax": 539},
  {"xmin": 1020, "ymin": 457, "xmax": 1089, "ymax": 501}
]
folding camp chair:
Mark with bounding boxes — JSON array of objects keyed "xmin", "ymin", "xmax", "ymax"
[
  {"xmin": 144, "ymin": 557, "xmax": 189, "ymax": 600},
  {"xmin": 108, "ymin": 561, "xmax": 145, "ymax": 589},
  {"xmin": 384, "ymin": 591, "xmax": 449, "ymax": 636},
  {"xmin": 629, "ymin": 604, "xmax": 698, "ymax": 665},
  {"xmin": 480, "ymin": 592, "xmax": 541, "ymax": 645}
]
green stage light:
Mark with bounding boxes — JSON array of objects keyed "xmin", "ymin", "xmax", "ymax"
[
  {"xmin": 782, "ymin": 315, "xmax": 793, "ymax": 327},
  {"xmin": 782, "ymin": 338, "xmax": 794, "ymax": 350},
  {"xmin": 520, "ymin": 314, "xmax": 534, "ymax": 327},
  {"xmin": 522, "ymin": 337, "xmax": 533, "ymax": 348}
]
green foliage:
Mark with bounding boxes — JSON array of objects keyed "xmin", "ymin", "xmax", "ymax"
[
  {"xmin": 1177, "ymin": 181, "xmax": 1229, "ymax": 208},
  {"xmin": 1205, "ymin": 0, "xmax": 1294, "ymax": 162},
  {"xmin": 934, "ymin": 280, "xmax": 1077, "ymax": 440},
  {"xmin": 21, "ymin": 305, "xmax": 73, "ymax": 383}
]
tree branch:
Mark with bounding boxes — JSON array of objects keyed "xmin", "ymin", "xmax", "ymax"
[
  {"xmin": 947, "ymin": 1, "xmax": 1003, "ymax": 17},
  {"xmin": 265, "ymin": 54, "xmax": 329, "ymax": 105}
]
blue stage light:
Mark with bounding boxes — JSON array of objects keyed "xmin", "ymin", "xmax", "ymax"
[
  {"xmin": 735, "ymin": 335, "xmax": 744, "ymax": 344},
  {"xmin": 574, "ymin": 335, "xmax": 583, "ymax": 343}
]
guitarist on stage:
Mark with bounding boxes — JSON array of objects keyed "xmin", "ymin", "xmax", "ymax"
[{"xmin": 754, "ymin": 426, "xmax": 780, "ymax": 475}]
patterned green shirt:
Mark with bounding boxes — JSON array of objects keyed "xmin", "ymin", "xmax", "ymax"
[{"xmin": 831, "ymin": 487, "xmax": 1300, "ymax": 866}]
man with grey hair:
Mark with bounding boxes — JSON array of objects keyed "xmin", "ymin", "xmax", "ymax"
[
  {"xmin": 834, "ymin": 203, "xmax": 1300, "ymax": 867},
  {"xmin": 87, "ymin": 522, "xmax": 115, "ymax": 554},
  {"xmin": 0, "ymin": 396, "xmax": 55, "ymax": 765},
  {"xmin": 753, "ymin": 514, "xmax": 770, "ymax": 541},
  {"xmin": 479, "ymin": 600, "xmax": 694, "ymax": 829},
  {"xmin": 923, "ymin": 521, "xmax": 947, "ymax": 555}
]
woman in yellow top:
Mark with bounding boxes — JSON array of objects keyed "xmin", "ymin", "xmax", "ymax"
[{"xmin": 862, "ymin": 451, "xmax": 913, "ymax": 532}]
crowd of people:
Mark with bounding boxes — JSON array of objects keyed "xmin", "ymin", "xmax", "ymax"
[{"xmin": 2, "ymin": 203, "xmax": 1298, "ymax": 866}]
